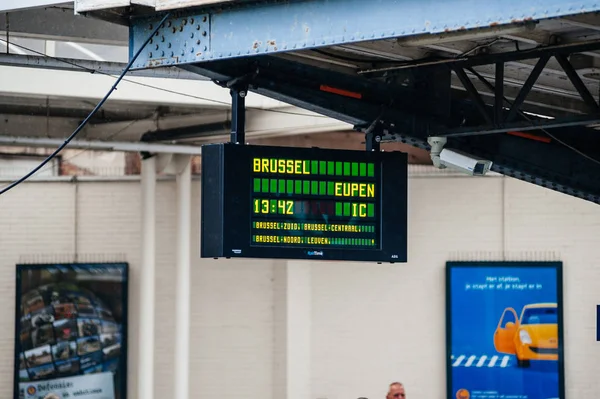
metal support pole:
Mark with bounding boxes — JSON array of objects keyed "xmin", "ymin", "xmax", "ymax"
[
  {"xmin": 174, "ymin": 157, "xmax": 191, "ymax": 399},
  {"xmin": 364, "ymin": 119, "xmax": 382, "ymax": 152},
  {"xmin": 439, "ymin": 113, "xmax": 600, "ymax": 137},
  {"xmin": 494, "ymin": 62, "xmax": 504, "ymax": 123},
  {"xmin": 506, "ymin": 54, "xmax": 550, "ymax": 122},
  {"xmin": 454, "ymin": 66, "xmax": 493, "ymax": 125},
  {"xmin": 139, "ymin": 155, "xmax": 156, "ymax": 399},
  {"xmin": 365, "ymin": 130, "xmax": 381, "ymax": 152},
  {"xmin": 230, "ymin": 88, "xmax": 247, "ymax": 144},
  {"xmin": 5, "ymin": 13, "xmax": 9, "ymax": 55},
  {"xmin": 555, "ymin": 54, "xmax": 600, "ymax": 113}
]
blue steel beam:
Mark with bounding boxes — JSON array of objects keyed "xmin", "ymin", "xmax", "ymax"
[{"xmin": 129, "ymin": 0, "xmax": 600, "ymax": 69}]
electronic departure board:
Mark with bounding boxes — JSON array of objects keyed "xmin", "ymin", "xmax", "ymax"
[{"xmin": 201, "ymin": 143, "xmax": 407, "ymax": 262}]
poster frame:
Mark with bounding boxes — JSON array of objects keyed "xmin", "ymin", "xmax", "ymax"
[
  {"xmin": 445, "ymin": 260, "xmax": 565, "ymax": 399},
  {"xmin": 13, "ymin": 262, "xmax": 129, "ymax": 399}
]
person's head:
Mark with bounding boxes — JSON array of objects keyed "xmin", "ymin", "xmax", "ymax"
[{"xmin": 386, "ymin": 382, "xmax": 405, "ymax": 399}]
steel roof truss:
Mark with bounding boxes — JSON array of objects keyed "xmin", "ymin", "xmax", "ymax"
[{"xmin": 181, "ymin": 54, "xmax": 600, "ymax": 204}]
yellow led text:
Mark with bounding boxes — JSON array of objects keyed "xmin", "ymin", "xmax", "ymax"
[
  {"xmin": 253, "ymin": 222, "xmax": 372, "ymax": 232},
  {"xmin": 352, "ymin": 203, "xmax": 368, "ymax": 217},
  {"xmin": 254, "ymin": 235, "xmax": 303, "ymax": 244},
  {"xmin": 253, "ymin": 235, "xmax": 331, "ymax": 245},
  {"xmin": 334, "ymin": 182, "xmax": 375, "ymax": 198},
  {"xmin": 253, "ymin": 158, "xmax": 310, "ymax": 174}
]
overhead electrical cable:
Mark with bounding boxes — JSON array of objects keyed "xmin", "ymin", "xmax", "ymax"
[{"xmin": 0, "ymin": 13, "xmax": 172, "ymax": 195}]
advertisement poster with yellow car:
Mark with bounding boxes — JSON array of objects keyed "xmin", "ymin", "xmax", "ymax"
[{"xmin": 445, "ymin": 261, "xmax": 565, "ymax": 399}]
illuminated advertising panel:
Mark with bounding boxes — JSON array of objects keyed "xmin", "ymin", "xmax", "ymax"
[
  {"xmin": 14, "ymin": 263, "xmax": 128, "ymax": 399},
  {"xmin": 446, "ymin": 261, "xmax": 565, "ymax": 399}
]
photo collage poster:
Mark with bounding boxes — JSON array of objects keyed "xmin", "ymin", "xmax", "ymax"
[
  {"xmin": 15, "ymin": 263, "xmax": 128, "ymax": 399},
  {"xmin": 446, "ymin": 261, "xmax": 565, "ymax": 399}
]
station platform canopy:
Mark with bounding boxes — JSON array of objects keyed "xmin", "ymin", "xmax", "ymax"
[
  {"xmin": 0, "ymin": 1, "xmax": 430, "ymax": 169},
  {"xmin": 3, "ymin": 0, "xmax": 600, "ymax": 202}
]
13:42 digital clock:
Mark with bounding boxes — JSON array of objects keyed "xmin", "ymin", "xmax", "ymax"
[
  {"xmin": 253, "ymin": 199, "xmax": 294, "ymax": 215},
  {"xmin": 201, "ymin": 143, "xmax": 408, "ymax": 263}
]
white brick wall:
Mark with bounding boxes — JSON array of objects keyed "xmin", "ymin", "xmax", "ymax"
[
  {"xmin": 1, "ymin": 173, "xmax": 599, "ymax": 399},
  {"xmin": 0, "ymin": 179, "xmax": 275, "ymax": 399},
  {"xmin": 311, "ymin": 176, "xmax": 505, "ymax": 399},
  {"xmin": 77, "ymin": 181, "xmax": 143, "ymax": 398},
  {"xmin": 0, "ymin": 183, "xmax": 76, "ymax": 396}
]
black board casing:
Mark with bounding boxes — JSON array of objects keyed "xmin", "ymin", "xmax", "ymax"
[{"xmin": 201, "ymin": 143, "xmax": 407, "ymax": 262}]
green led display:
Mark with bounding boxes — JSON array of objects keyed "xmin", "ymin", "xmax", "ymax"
[{"xmin": 249, "ymin": 154, "xmax": 380, "ymax": 251}]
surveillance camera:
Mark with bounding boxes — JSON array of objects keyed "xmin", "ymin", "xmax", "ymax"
[
  {"xmin": 439, "ymin": 148, "xmax": 493, "ymax": 176},
  {"xmin": 427, "ymin": 136, "xmax": 492, "ymax": 176}
]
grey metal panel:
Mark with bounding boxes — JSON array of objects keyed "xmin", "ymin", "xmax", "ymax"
[
  {"xmin": 0, "ymin": 53, "xmax": 209, "ymax": 80},
  {"xmin": 0, "ymin": 0, "xmax": 70, "ymax": 12},
  {"xmin": 75, "ymin": 0, "xmax": 130, "ymax": 12},
  {"xmin": 0, "ymin": 6, "xmax": 128, "ymax": 45},
  {"xmin": 155, "ymin": 0, "xmax": 235, "ymax": 11},
  {"xmin": 0, "ymin": 136, "xmax": 204, "ymax": 154}
]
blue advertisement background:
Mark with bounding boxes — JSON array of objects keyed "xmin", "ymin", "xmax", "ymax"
[{"xmin": 447, "ymin": 263, "xmax": 563, "ymax": 399}]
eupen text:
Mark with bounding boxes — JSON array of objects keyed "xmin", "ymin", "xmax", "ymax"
[{"xmin": 334, "ymin": 182, "xmax": 375, "ymax": 198}]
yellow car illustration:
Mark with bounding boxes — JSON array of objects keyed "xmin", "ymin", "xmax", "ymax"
[{"xmin": 493, "ymin": 303, "xmax": 558, "ymax": 367}]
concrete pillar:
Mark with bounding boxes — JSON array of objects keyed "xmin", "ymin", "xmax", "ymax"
[
  {"xmin": 273, "ymin": 261, "xmax": 312, "ymax": 399},
  {"xmin": 139, "ymin": 155, "xmax": 156, "ymax": 399},
  {"xmin": 174, "ymin": 157, "xmax": 192, "ymax": 399}
]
